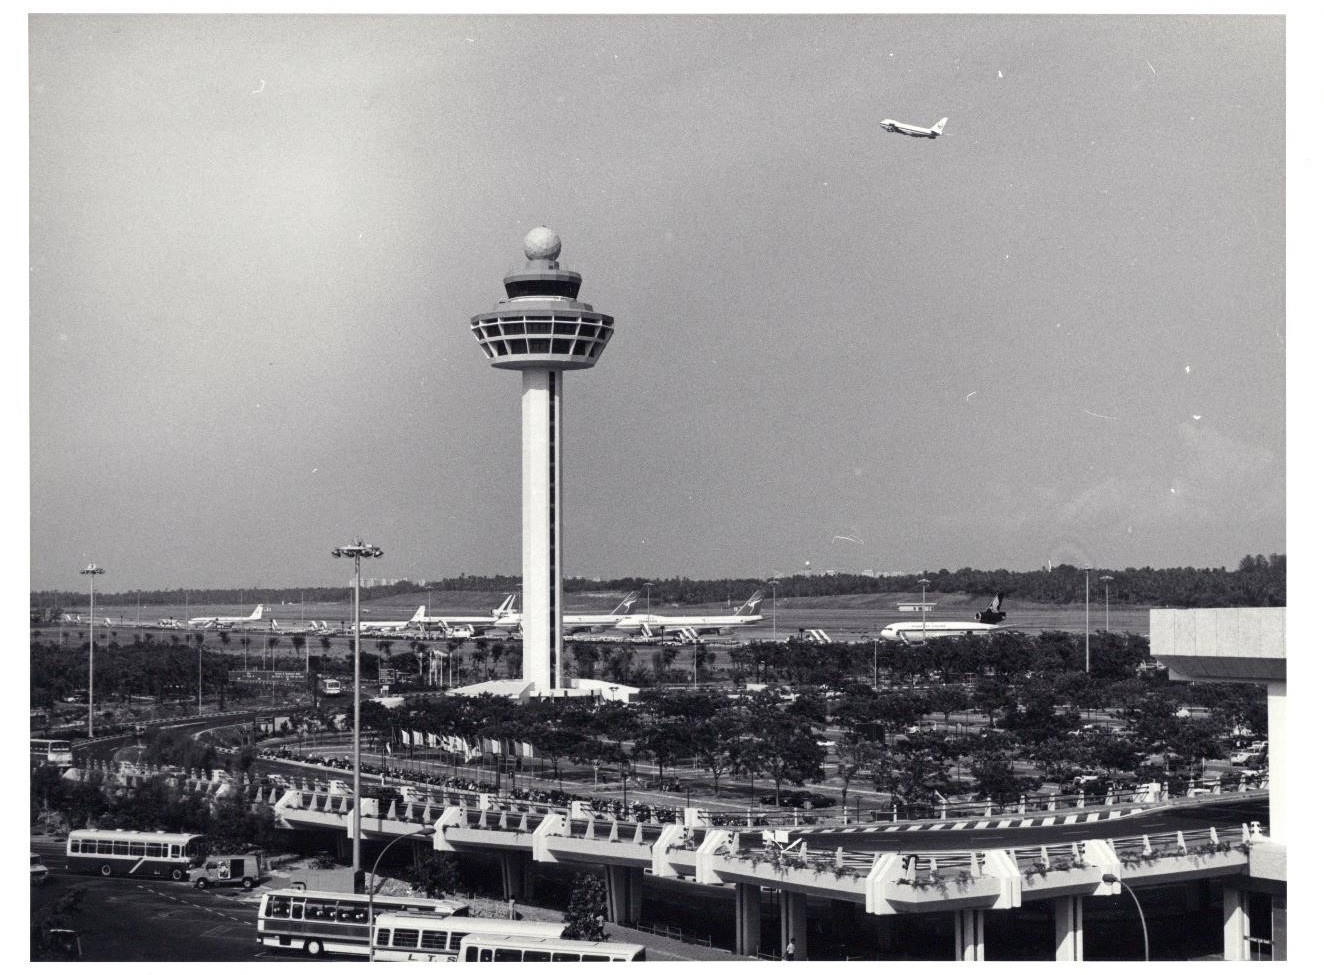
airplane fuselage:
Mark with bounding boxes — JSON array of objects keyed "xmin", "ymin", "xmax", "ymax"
[{"xmin": 879, "ymin": 620, "xmax": 999, "ymax": 644}]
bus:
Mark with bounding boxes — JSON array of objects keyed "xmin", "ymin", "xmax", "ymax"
[
  {"xmin": 455, "ymin": 934, "xmax": 647, "ymax": 963},
  {"xmin": 31, "ymin": 738, "xmax": 74, "ymax": 768},
  {"xmin": 65, "ymin": 829, "xmax": 205, "ymax": 881},
  {"xmin": 319, "ymin": 677, "xmax": 343, "ymax": 696},
  {"xmin": 257, "ymin": 888, "xmax": 468, "ymax": 958},
  {"xmin": 372, "ymin": 913, "xmax": 565, "ymax": 961}
]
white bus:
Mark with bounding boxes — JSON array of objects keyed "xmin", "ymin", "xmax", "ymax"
[
  {"xmin": 66, "ymin": 829, "xmax": 205, "ymax": 881},
  {"xmin": 319, "ymin": 677, "xmax": 343, "ymax": 696},
  {"xmin": 31, "ymin": 738, "xmax": 74, "ymax": 767},
  {"xmin": 257, "ymin": 888, "xmax": 468, "ymax": 958},
  {"xmin": 456, "ymin": 934, "xmax": 646, "ymax": 963},
  {"xmin": 372, "ymin": 913, "xmax": 565, "ymax": 961}
]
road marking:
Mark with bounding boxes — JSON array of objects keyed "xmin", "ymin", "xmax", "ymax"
[
  {"xmin": 972, "ymin": 821, "xmax": 989, "ymax": 829},
  {"xmin": 950, "ymin": 821, "xmax": 969, "ymax": 830},
  {"xmin": 996, "ymin": 820, "xmax": 1012, "ymax": 828}
]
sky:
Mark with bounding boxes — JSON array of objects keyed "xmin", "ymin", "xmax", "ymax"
[{"xmin": 26, "ymin": 11, "xmax": 1292, "ymax": 593}]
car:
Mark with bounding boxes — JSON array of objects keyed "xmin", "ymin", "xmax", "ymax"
[
  {"xmin": 31, "ymin": 852, "xmax": 49, "ymax": 885},
  {"xmin": 1229, "ymin": 750, "xmax": 1256, "ymax": 766}
]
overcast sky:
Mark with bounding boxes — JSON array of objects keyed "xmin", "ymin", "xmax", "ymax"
[{"xmin": 27, "ymin": 12, "xmax": 1289, "ymax": 592}]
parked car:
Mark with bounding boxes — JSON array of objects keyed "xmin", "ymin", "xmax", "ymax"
[{"xmin": 30, "ymin": 852, "xmax": 49, "ymax": 885}]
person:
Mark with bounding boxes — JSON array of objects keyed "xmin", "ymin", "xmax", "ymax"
[{"xmin": 782, "ymin": 938, "xmax": 796, "ymax": 961}]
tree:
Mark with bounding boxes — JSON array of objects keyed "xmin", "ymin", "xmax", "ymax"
[
  {"xmin": 562, "ymin": 873, "xmax": 607, "ymax": 941},
  {"xmin": 407, "ymin": 852, "xmax": 461, "ymax": 898},
  {"xmin": 834, "ymin": 732, "xmax": 882, "ymax": 814}
]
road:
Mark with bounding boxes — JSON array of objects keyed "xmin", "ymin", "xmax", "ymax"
[
  {"xmin": 789, "ymin": 795, "xmax": 1269, "ymax": 852},
  {"xmin": 29, "ymin": 837, "xmax": 305, "ymax": 962}
]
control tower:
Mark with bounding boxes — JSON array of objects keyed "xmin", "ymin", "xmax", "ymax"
[{"xmin": 470, "ymin": 228, "xmax": 615, "ymax": 692}]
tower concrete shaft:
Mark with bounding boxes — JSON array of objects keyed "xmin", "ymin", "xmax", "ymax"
[{"xmin": 471, "ymin": 228, "xmax": 614, "ymax": 692}]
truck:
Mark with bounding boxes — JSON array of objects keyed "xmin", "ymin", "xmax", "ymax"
[{"xmin": 187, "ymin": 853, "xmax": 266, "ymax": 890}]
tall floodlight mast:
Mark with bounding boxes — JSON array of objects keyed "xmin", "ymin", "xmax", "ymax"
[{"xmin": 470, "ymin": 228, "xmax": 615, "ymax": 692}]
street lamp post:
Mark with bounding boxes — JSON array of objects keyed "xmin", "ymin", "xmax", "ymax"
[
  {"xmin": 873, "ymin": 636, "xmax": 879, "ymax": 690},
  {"xmin": 80, "ymin": 564, "xmax": 105, "ymax": 737},
  {"xmin": 1084, "ymin": 567, "xmax": 1092, "ymax": 675},
  {"xmin": 198, "ymin": 635, "xmax": 204, "ymax": 715},
  {"xmin": 333, "ymin": 537, "xmax": 384, "ymax": 893},
  {"xmin": 1101, "ymin": 873, "xmax": 1149, "ymax": 961},
  {"xmin": 1101, "ymin": 575, "xmax": 1114, "ymax": 632},
  {"xmin": 768, "ymin": 579, "xmax": 780, "ymax": 643},
  {"xmin": 368, "ymin": 826, "xmax": 436, "ymax": 961},
  {"xmin": 918, "ymin": 577, "xmax": 931, "ymax": 643}
]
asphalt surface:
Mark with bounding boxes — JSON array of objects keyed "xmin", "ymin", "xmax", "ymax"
[{"xmin": 29, "ymin": 837, "xmax": 297, "ymax": 962}]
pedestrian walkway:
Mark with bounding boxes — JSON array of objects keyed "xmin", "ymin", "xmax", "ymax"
[{"xmin": 602, "ymin": 922, "xmax": 739, "ymax": 961}]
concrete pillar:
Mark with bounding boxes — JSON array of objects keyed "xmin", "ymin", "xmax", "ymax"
[
  {"xmin": 1223, "ymin": 885, "xmax": 1249, "ymax": 961},
  {"xmin": 735, "ymin": 883, "xmax": 761, "ymax": 957},
  {"xmin": 604, "ymin": 865, "xmax": 643, "ymax": 925},
  {"xmin": 1267, "ymin": 679, "xmax": 1286, "ymax": 844},
  {"xmin": 498, "ymin": 852, "xmax": 531, "ymax": 902},
  {"xmin": 778, "ymin": 890, "xmax": 807, "ymax": 960},
  {"xmin": 520, "ymin": 368, "xmax": 561, "ymax": 692},
  {"xmin": 1271, "ymin": 895, "xmax": 1287, "ymax": 960},
  {"xmin": 955, "ymin": 909, "xmax": 985, "ymax": 962},
  {"xmin": 1053, "ymin": 895, "xmax": 1084, "ymax": 962}
]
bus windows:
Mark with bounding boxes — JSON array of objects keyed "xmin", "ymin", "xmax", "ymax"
[
  {"xmin": 524, "ymin": 950, "xmax": 552, "ymax": 961},
  {"xmin": 494, "ymin": 948, "xmax": 522, "ymax": 962},
  {"xmin": 554, "ymin": 952, "xmax": 584, "ymax": 962},
  {"xmin": 421, "ymin": 931, "xmax": 447, "ymax": 950},
  {"xmin": 392, "ymin": 929, "xmax": 420, "ymax": 949}
]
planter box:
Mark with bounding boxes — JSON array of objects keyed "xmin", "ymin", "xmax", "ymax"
[
  {"xmin": 709, "ymin": 856, "xmax": 868, "ymax": 901},
  {"xmin": 885, "ymin": 875, "xmax": 1006, "ymax": 912}
]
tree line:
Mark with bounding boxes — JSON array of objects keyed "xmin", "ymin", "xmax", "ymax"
[{"xmin": 31, "ymin": 553, "xmax": 1285, "ymax": 612}]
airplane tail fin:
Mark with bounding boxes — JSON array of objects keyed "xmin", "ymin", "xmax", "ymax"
[
  {"xmin": 493, "ymin": 593, "xmax": 516, "ymax": 618},
  {"xmin": 250, "ymin": 605, "xmax": 264, "ymax": 620},
  {"xmin": 411, "ymin": 606, "xmax": 426, "ymax": 622},
  {"xmin": 611, "ymin": 591, "xmax": 640, "ymax": 615},
  {"xmin": 975, "ymin": 592, "xmax": 1007, "ymax": 624},
  {"xmin": 932, "ymin": 117, "xmax": 947, "ymax": 134},
  {"xmin": 738, "ymin": 590, "xmax": 766, "ymax": 616}
]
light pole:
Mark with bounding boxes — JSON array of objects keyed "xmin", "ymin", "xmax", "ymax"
[
  {"xmin": 368, "ymin": 826, "xmax": 436, "ymax": 961},
  {"xmin": 1101, "ymin": 575, "xmax": 1114, "ymax": 632},
  {"xmin": 872, "ymin": 636, "xmax": 879, "ymax": 690},
  {"xmin": 918, "ymin": 577, "xmax": 931, "ymax": 643},
  {"xmin": 333, "ymin": 537, "xmax": 383, "ymax": 893},
  {"xmin": 1101, "ymin": 873, "xmax": 1149, "ymax": 961},
  {"xmin": 198, "ymin": 634, "xmax": 204, "ymax": 715},
  {"xmin": 80, "ymin": 564, "xmax": 105, "ymax": 737},
  {"xmin": 1084, "ymin": 567, "xmax": 1092, "ymax": 675},
  {"xmin": 768, "ymin": 578, "xmax": 780, "ymax": 643}
]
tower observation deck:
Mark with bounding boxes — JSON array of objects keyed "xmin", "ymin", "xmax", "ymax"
[{"xmin": 470, "ymin": 228, "xmax": 615, "ymax": 692}]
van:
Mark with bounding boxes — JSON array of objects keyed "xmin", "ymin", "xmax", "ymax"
[{"xmin": 188, "ymin": 853, "xmax": 265, "ymax": 890}]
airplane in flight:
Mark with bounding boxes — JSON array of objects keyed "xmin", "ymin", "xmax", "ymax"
[
  {"xmin": 880, "ymin": 116, "xmax": 947, "ymax": 138},
  {"xmin": 187, "ymin": 605, "xmax": 265, "ymax": 629},
  {"xmin": 879, "ymin": 593, "xmax": 1008, "ymax": 644},
  {"xmin": 418, "ymin": 594, "xmax": 520, "ymax": 637},
  {"xmin": 489, "ymin": 591, "xmax": 642, "ymax": 636},
  {"xmin": 613, "ymin": 590, "xmax": 765, "ymax": 641}
]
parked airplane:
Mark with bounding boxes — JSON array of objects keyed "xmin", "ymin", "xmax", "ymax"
[
  {"xmin": 187, "ymin": 605, "xmax": 265, "ymax": 628},
  {"xmin": 358, "ymin": 606, "xmax": 427, "ymax": 633},
  {"xmin": 271, "ymin": 619, "xmax": 332, "ymax": 635},
  {"xmin": 613, "ymin": 590, "xmax": 765, "ymax": 641},
  {"xmin": 880, "ymin": 116, "xmax": 947, "ymax": 138},
  {"xmin": 157, "ymin": 617, "xmax": 184, "ymax": 629},
  {"xmin": 418, "ymin": 594, "xmax": 519, "ymax": 637},
  {"xmin": 879, "ymin": 594, "xmax": 1008, "ymax": 644},
  {"xmin": 491, "ymin": 591, "xmax": 642, "ymax": 636}
]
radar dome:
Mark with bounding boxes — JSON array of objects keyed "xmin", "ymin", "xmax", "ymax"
[{"xmin": 523, "ymin": 226, "xmax": 562, "ymax": 262}]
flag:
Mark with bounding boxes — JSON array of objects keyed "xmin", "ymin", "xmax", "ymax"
[
  {"xmin": 399, "ymin": 728, "xmax": 409, "ymax": 745},
  {"xmin": 427, "ymin": 732, "xmax": 440, "ymax": 749},
  {"xmin": 412, "ymin": 730, "xmax": 424, "ymax": 747},
  {"xmin": 518, "ymin": 741, "xmax": 535, "ymax": 759}
]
